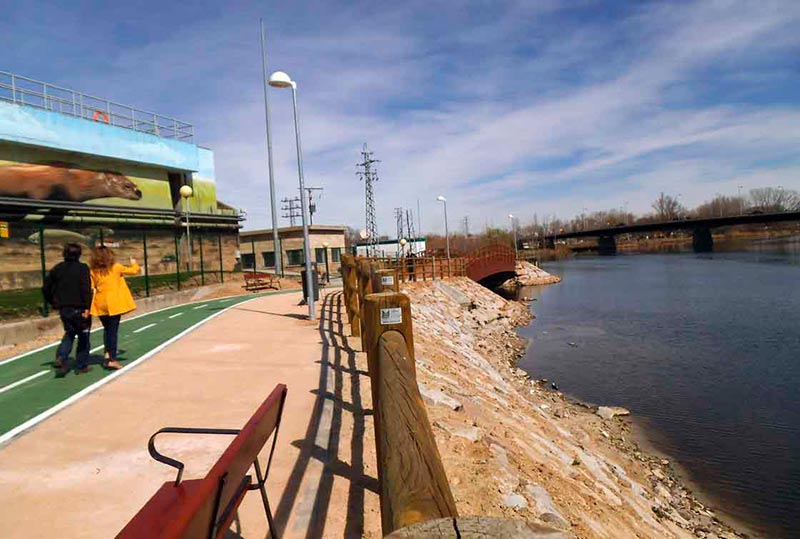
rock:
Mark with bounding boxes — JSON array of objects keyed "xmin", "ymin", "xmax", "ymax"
[
  {"xmin": 434, "ymin": 421, "xmax": 482, "ymax": 442},
  {"xmin": 418, "ymin": 384, "xmax": 463, "ymax": 411},
  {"xmin": 502, "ymin": 493, "xmax": 528, "ymax": 510},
  {"xmin": 596, "ymin": 406, "xmax": 631, "ymax": 420},
  {"xmin": 525, "ymin": 484, "xmax": 571, "ymax": 530}
]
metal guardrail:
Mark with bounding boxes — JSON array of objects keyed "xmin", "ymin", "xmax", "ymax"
[{"xmin": 0, "ymin": 71, "xmax": 194, "ymax": 142}]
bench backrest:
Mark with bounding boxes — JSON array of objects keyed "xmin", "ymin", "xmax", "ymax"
[{"xmin": 165, "ymin": 384, "xmax": 287, "ymax": 538}]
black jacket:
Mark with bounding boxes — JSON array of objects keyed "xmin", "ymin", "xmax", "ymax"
[{"xmin": 42, "ymin": 260, "xmax": 92, "ymax": 310}]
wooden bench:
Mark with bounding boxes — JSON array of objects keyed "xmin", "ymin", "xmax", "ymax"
[
  {"xmin": 243, "ymin": 272, "xmax": 281, "ymax": 291},
  {"xmin": 117, "ymin": 384, "xmax": 288, "ymax": 539}
]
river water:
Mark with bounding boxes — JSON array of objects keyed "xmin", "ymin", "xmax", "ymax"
[{"xmin": 516, "ymin": 238, "xmax": 800, "ymax": 539}]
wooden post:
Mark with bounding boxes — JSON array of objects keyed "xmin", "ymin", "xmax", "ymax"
[
  {"xmin": 363, "ymin": 292, "xmax": 458, "ymax": 534},
  {"xmin": 341, "ymin": 254, "xmax": 359, "ymax": 336},
  {"xmin": 371, "ymin": 268, "xmax": 400, "ymax": 293},
  {"xmin": 357, "ymin": 258, "xmax": 373, "ymax": 347}
]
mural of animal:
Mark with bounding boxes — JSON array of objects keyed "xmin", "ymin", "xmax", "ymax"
[{"xmin": 0, "ymin": 163, "xmax": 142, "ymax": 202}]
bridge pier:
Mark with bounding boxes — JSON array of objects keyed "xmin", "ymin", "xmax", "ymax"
[
  {"xmin": 544, "ymin": 237, "xmax": 555, "ymax": 250},
  {"xmin": 597, "ymin": 235, "xmax": 617, "ymax": 256},
  {"xmin": 692, "ymin": 227, "xmax": 713, "ymax": 253}
]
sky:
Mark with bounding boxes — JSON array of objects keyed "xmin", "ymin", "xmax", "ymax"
[{"xmin": 2, "ymin": 0, "xmax": 800, "ymax": 235}]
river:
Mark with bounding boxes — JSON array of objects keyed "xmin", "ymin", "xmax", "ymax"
[{"xmin": 516, "ymin": 238, "xmax": 800, "ymax": 539}]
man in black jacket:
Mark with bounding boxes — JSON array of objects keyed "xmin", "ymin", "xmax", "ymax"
[{"xmin": 43, "ymin": 243, "xmax": 92, "ymax": 375}]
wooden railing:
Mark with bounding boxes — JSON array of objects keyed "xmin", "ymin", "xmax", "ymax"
[{"xmin": 338, "ymin": 252, "xmax": 567, "ymax": 538}]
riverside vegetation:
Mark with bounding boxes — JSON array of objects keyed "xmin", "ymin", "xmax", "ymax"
[{"xmin": 399, "ymin": 267, "xmax": 746, "ymax": 539}]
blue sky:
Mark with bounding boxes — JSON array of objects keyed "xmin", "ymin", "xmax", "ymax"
[{"xmin": 3, "ymin": 0, "xmax": 799, "ymax": 234}]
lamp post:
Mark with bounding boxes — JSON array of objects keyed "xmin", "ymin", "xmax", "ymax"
[
  {"xmin": 179, "ymin": 184, "xmax": 193, "ymax": 273},
  {"xmin": 269, "ymin": 70, "xmax": 315, "ymax": 320},
  {"xmin": 508, "ymin": 213, "xmax": 518, "ymax": 260},
  {"xmin": 436, "ymin": 195, "xmax": 450, "ymax": 259},
  {"xmin": 322, "ymin": 241, "xmax": 330, "ymax": 283}
]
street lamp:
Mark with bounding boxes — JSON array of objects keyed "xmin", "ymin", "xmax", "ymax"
[
  {"xmin": 508, "ymin": 214, "xmax": 518, "ymax": 260},
  {"xmin": 399, "ymin": 238, "xmax": 407, "ymax": 259},
  {"xmin": 322, "ymin": 241, "xmax": 330, "ymax": 283},
  {"xmin": 269, "ymin": 70, "xmax": 315, "ymax": 320},
  {"xmin": 436, "ymin": 195, "xmax": 450, "ymax": 259},
  {"xmin": 179, "ymin": 184, "xmax": 193, "ymax": 273}
]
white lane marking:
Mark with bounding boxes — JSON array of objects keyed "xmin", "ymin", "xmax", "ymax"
[
  {"xmin": 0, "ymin": 290, "xmax": 293, "ymax": 367},
  {"xmin": 168, "ymin": 312, "xmax": 184, "ymax": 319},
  {"xmin": 132, "ymin": 323, "xmax": 157, "ymax": 334},
  {"xmin": 192, "ymin": 304, "xmax": 208, "ymax": 310},
  {"xmin": 0, "ymin": 294, "xmax": 266, "ymax": 446},
  {"xmin": 0, "ymin": 371, "xmax": 49, "ymax": 396},
  {"xmin": 90, "ymin": 345, "xmax": 104, "ymax": 353}
]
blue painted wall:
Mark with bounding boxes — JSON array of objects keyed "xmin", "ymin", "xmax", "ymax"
[{"xmin": 0, "ymin": 100, "xmax": 204, "ymax": 173}]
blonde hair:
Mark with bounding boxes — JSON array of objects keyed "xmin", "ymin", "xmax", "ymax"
[{"xmin": 90, "ymin": 245, "xmax": 115, "ymax": 273}]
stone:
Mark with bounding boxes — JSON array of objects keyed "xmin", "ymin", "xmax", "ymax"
[
  {"xmin": 525, "ymin": 484, "xmax": 570, "ymax": 530},
  {"xmin": 502, "ymin": 493, "xmax": 528, "ymax": 510},
  {"xmin": 596, "ymin": 406, "xmax": 631, "ymax": 420},
  {"xmin": 418, "ymin": 384, "xmax": 463, "ymax": 411}
]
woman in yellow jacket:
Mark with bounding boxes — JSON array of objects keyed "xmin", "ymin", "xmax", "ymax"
[{"xmin": 90, "ymin": 246, "xmax": 140, "ymax": 370}]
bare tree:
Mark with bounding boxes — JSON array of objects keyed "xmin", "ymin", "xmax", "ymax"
[
  {"xmin": 749, "ymin": 187, "xmax": 800, "ymax": 212},
  {"xmin": 651, "ymin": 192, "xmax": 685, "ymax": 220},
  {"xmin": 693, "ymin": 195, "xmax": 746, "ymax": 218}
]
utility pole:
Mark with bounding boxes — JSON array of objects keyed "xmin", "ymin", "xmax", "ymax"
[
  {"xmin": 357, "ymin": 143, "xmax": 380, "ymax": 256},
  {"xmin": 281, "ymin": 196, "xmax": 301, "ymax": 226},
  {"xmin": 462, "ymin": 215, "xmax": 470, "ymax": 236},
  {"xmin": 259, "ymin": 19, "xmax": 282, "ymax": 276},
  {"xmin": 304, "ymin": 186, "xmax": 323, "ymax": 225}
]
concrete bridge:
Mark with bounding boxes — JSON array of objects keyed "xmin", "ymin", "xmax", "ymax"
[{"xmin": 531, "ymin": 210, "xmax": 800, "ymax": 255}]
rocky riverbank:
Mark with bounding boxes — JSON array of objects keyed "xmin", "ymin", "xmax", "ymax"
[{"xmin": 402, "ymin": 276, "xmax": 746, "ymax": 539}]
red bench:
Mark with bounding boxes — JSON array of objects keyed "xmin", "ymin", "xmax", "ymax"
[
  {"xmin": 117, "ymin": 384, "xmax": 288, "ymax": 539},
  {"xmin": 243, "ymin": 272, "xmax": 280, "ymax": 291}
]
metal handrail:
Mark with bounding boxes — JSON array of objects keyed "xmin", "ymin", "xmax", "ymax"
[{"xmin": 0, "ymin": 71, "xmax": 194, "ymax": 142}]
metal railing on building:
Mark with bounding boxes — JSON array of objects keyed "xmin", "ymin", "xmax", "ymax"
[{"xmin": 0, "ymin": 71, "xmax": 194, "ymax": 142}]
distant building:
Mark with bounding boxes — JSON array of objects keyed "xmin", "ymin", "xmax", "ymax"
[
  {"xmin": 239, "ymin": 225, "xmax": 347, "ymax": 276},
  {"xmin": 354, "ymin": 237, "xmax": 426, "ymax": 258}
]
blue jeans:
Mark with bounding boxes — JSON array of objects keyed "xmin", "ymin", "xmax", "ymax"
[
  {"xmin": 99, "ymin": 315, "xmax": 121, "ymax": 359},
  {"xmin": 56, "ymin": 307, "xmax": 91, "ymax": 369}
]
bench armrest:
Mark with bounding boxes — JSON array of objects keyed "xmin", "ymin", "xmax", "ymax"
[{"xmin": 148, "ymin": 427, "xmax": 240, "ymax": 485}]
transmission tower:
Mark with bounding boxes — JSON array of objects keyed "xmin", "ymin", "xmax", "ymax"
[
  {"xmin": 405, "ymin": 209, "xmax": 417, "ymax": 254},
  {"xmin": 281, "ymin": 196, "xmax": 301, "ymax": 226},
  {"xmin": 394, "ymin": 207, "xmax": 404, "ymax": 241},
  {"xmin": 357, "ymin": 143, "xmax": 379, "ymax": 256},
  {"xmin": 462, "ymin": 216, "xmax": 470, "ymax": 236}
]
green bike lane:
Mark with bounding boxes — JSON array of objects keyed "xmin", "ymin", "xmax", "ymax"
[{"xmin": 0, "ymin": 289, "xmax": 298, "ymax": 443}]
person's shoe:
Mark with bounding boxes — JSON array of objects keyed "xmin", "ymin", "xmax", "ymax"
[
  {"xmin": 54, "ymin": 357, "xmax": 70, "ymax": 377},
  {"xmin": 76, "ymin": 366, "xmax": 92, "ymax": 374},
  {"xmin": 105, "ymin": 360, "xmax": 122, "ymax": 370}
]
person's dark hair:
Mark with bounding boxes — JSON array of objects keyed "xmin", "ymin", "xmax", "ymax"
[{"xmin": 63, "ymin": 243, "xmax": 82, "ymax": 261}]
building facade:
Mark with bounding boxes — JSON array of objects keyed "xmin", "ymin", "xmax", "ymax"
[
  {"xmin": 240, "ymin": 225, "xmax": 347, "ymax": 277},
  {"xmin": 0, "ymin": 71, "xmax": 242, "ymax": 318}
]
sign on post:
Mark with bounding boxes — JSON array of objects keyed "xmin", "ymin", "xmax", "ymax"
[{"xmin": 380, "ymin": 307, "xmax": 402, "ymax": 325}]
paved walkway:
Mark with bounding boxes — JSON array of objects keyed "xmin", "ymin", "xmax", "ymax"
[{"xmin": 0, "ymin": 289, "xmax": 379, "ymax": 538}]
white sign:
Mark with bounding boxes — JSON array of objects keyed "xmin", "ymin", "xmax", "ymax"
[
  {"xmin": 381, "ymin": 275, "xmax": 395, "ymax": 286},
  {"xmin": 380, "ymin": 307, "xmax": 402, "ymax": 325}
]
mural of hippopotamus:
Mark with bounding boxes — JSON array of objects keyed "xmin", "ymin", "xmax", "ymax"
[{"xmin": 0, "ymin": 162, "xmax": 142, "ymax": 202}]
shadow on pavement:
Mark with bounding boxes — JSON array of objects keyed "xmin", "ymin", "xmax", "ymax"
[{"xmin": 271, "ymin": 291, "xmax": 374, "ymax": 539}]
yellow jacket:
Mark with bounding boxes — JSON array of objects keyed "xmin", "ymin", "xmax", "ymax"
[{"xmin": 91, "ymin": 262, "xmax": 140, "ymax": 317}]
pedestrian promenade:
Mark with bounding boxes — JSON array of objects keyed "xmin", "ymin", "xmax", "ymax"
[{"xmin": 0, "ymin": 288, "xmax": 379, "ymax": 538}]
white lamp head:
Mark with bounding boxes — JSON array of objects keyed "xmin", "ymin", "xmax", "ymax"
[
  {"xmin": 436, "ymin": 195, "xmax": 446, "ymax": 202},
  {"xmin": 268, "ymin": 71, "xmax": 295, "ymax": 88},
  {"xmin": 322, "ymin": 241, "xmax": 329, "ymax": 248},
  {"xmin": 399, "ymin": 238, "xmax": 407, "ymax": 246},
  {"xmin": 179, "ymin": 185, "xmax": 193, "ymax": 198},
  {"xmin": 508, "ymin": 213, "xmax": 514, "ymax": 219}
]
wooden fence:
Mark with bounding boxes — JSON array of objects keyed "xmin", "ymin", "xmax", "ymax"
[{"xmin": 338, "ymin": 254, "xmax": 561, "ymax": 537}]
